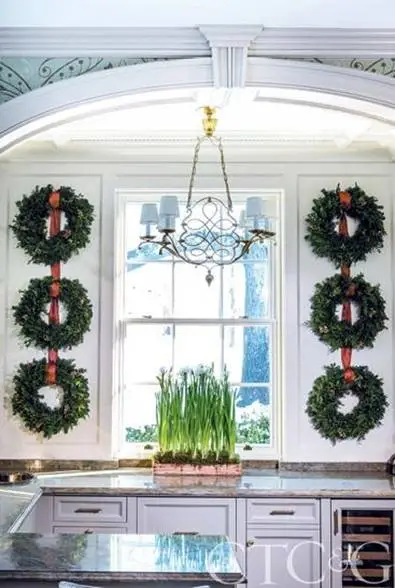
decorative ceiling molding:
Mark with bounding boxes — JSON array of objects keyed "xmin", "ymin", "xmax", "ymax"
[
  {"xmin": 199, "ymin": 25, "xmax": 262, "ymax": 88},
  {"xmin": 251, "ymin": 28, "xmax": 395, "ymax": 58},
  {"xmin": 0, "ymin": 27, "xmax": 210, "ymax": 57},
  {"xmin": 2, "ymin": 26, "xmax": 395, "ymax": 59}
]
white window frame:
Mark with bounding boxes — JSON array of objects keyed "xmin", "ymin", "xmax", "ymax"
[{"xmin": 113, "ymin": 189, "xmax": 283, "ymax": 460}]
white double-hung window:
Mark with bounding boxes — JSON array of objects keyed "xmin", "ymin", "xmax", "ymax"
[{"xmin": 115, "ymin": 191, "xmax": 281, "ymax": 457}]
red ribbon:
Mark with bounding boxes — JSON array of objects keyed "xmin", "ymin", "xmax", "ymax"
[
  {"xmin": 338, "ymin": 192, "xmax": 355, "ymax": 383},
  {"xmin": 46, "ymin": 191, "xmax": 61, "ymax": 385}
]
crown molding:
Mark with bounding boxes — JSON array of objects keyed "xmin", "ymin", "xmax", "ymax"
[
  {"xmin": 251, "ymin": 28, "xmax": 395, "ymax": 57},
  {"xmin": 2, "ymin": 26, "xmax": 395, "ymax": 59},
  {"xmin": 0, "ymin": 27, "xmax": 210, "ymax": 57}
]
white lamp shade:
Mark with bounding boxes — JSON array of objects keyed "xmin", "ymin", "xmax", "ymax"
[
  {"xmin": 245, "ymin": 196, "xmax": 264, "ymax": 218},
  {"xmin": 140, "ymin": 203, "xmax": 159, "ymax": 224},
  {"xmin": 159, "ymin": 195, "xmax": 180, "ymax": 217}
]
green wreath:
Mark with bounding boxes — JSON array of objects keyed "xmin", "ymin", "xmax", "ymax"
[
  {"xmin": 10, "ymin": 184, "xmax": 94, "ymax": 265},
  {"xmin": 11, "ymin": 358, "xmax": 90, "ymax": 439},
  {"xmin": 305, "ymin": 184, "xmax": 386, "ymax": 267},
  {"xmin": 308, "ymin": 274, "xmax": 387, "ymax": 351},
  {"xmin": 306, "ymin": 364, "xmax": 387, "ymax": 444},
  {"xmin": 12, "ymin": 277, "xmax": 92, "ymax": 350}
]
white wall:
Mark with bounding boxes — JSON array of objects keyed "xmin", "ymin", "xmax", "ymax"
[
  {"xmin": 1, "ymin": 0, "xmax": 393, "ymax": 28},
  {"xmin": 0, "ymin": 150, "xmax": 393, "ymax": 461}
]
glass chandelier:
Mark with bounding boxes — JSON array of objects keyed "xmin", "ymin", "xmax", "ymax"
[{"xmin": 139, "ymin": 106, "xmax": 275, "ymax": 285}]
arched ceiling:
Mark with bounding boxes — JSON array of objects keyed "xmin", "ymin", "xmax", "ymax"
[{"xmin": 8, "ymin": 87, "xmax": 395, "ymax": 157}]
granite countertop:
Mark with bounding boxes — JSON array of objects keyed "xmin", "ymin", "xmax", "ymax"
[
  {"xmin": 0, "ymin": 532, "xmax": 243, "ymax": 582},
  {"xmin": 1, "ymin": 468, "xmax": 395, "ymax": 534}
]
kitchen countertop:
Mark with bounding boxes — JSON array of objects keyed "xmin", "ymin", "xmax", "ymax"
[
  {"xmin": 0, "ymin": 532, "xmax": 243, "ymax": 583},
  {"xmin": 1, "ymin": 468, "xmax": 395, "ymax": 534}
]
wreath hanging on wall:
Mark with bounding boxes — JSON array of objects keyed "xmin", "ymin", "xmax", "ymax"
[
  {"xmin": 305, "ymin": 184, "xmax": 386, "ymax": 267},
  {"xmin": 305, "ymin": 183, "xmax": 387, "ymax": 444},
  {"xmin": 306, "ymin": 364, "xmax": 388, "ymax": 444},
  {"xmin": 307, "ymin": 274, "xmax": 387, "ymax": 351},
  {"xmin": 10, "ymin": 184, "xmax": 94, "ymax": 265},
  {"xmin": 11, "ymin": 358, "xmax": 90, "ymax": 439},
  {"xmin": 12, "ymin": 277, "xmax": 93, "ymax": 350},
  {"xmin": 10, "ymin": 184, "xmax": 93, "ymax": 439}
]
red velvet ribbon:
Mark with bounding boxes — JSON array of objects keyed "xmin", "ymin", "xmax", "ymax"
[
  {"xmin": 46, "ymin": 191, "xmax": 61, "ymax": 385},
  {"xmin": 338, "ymin": 191, "xmax": 355, "ymax": 383}
]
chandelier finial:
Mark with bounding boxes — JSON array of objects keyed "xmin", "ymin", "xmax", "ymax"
[{"xmin": 202, "ymin": 106, "xmax": 218, "ymax": 137}]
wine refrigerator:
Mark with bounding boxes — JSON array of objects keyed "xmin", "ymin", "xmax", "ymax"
[{"xmin": 332, "ymin": 501, "xmax": 394, "ymax": 587}]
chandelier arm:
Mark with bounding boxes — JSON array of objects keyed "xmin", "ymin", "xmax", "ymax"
[
  {"xmin": 217, "ymin": 138, "xmax": 233, "ymax": 211},
  {"xmin": 186, "ymin": 137, "xmax": 202, "ymax": 210}
]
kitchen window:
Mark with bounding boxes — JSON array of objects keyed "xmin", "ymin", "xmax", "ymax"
[{"xmin": 115, "ymin": 191, "xmax": 282, "ymax": 458}]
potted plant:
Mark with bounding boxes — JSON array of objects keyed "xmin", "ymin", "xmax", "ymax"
[{"xmin": 153, "ymin": 365, "xmax": 241, "ymax": 476}]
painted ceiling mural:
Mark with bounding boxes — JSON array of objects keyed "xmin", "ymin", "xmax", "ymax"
[
  {"xmin": 0, "ymin": 57, "xmax": 394, "ymax": 105},
  {"xmin": 0, "ymin": 57, "xmax": 171, "ymax": 104}
]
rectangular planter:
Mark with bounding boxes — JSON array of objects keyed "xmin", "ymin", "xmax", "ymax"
[{"xmin": 153, "ymin": 462, "xmax": 242, "ymax": 476}]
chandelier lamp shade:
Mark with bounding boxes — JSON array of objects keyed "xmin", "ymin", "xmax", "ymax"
[{"xmin": 139, "ymin": 106, "xmax": 275, "ymax": 285}]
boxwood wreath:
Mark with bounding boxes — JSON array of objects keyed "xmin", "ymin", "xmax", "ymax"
[
  {"xmin": 10, "ymin": 184, "xmax": 94, "ymax": 265},
  {"xmin": 11, "ymin": 358, "xmax": 90, "ymax": 439},
  {"xmin": 307, "ymin": 273, "xmax": 387, "ymax": 351},
  {"xmin": 306, "ymin": 364, "xmax": 388, "ymax": 444},
  {"xmin": 12, "ymin": 277, "xmax": 92, "ymax": 350},
  {"xmin": 305, "ymin": 184, "xmax": 386, "ymax": 268}
]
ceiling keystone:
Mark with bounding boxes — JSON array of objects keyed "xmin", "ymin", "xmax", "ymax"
[{"xmin": 199, "ymin": 25, "xmax": 263, "ymax": 88}]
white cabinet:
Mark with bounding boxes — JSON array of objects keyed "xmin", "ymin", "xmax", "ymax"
[
  {"xmin": 245, "ymin": 497, "xmax": 321, "ymax": 588},
  {"xmin": 247, "ymin": 498, "xmax": 320, "ymax": 526},
  {"xmin": 52, "ymin": 525, "xmax": 128, "ymax": 534},
  {"xmin": 246, "ymin": 528, "xmax": 321, "ymax": 588},
  {"xmin": 53, "ymin": 496, "xmax": 127, "ymax": 523},
  {"xmin": 26, "ymin": 495, "xmax": 137, "ymax": 534},
  {"xmin": 136, "ymin": 497, "xmax": 236, "ymax": 540}
]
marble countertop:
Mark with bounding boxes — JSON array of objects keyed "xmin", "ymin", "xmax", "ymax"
[
  {"xmin": 0, "ymin": 532, "xmax": 243, "ymax": 582},
  {"xmin": 1, "ymin": 468, "xmax": 395, "ymax": 535}
]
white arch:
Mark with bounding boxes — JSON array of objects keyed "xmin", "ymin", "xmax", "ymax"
[{"xmin": 2, "ymin": 56, "xmax": 395, "ymax": 153}]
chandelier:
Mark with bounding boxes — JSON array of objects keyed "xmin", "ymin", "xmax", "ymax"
[{"xmin": 139, "ymin": 106, "xmax": 275, "ymax": 285}]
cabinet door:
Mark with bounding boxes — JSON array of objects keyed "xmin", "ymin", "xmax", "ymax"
[
  {"xmin": 247, "ymin": 527, "xmax": 321, "ymax": 588},
  {"xmin": 137, "ymin": 497, "xmax": 236, "ymax": 540},
  {"xmin": 331, "ymin": 500, "xmax": 394, "ymax": 588}
]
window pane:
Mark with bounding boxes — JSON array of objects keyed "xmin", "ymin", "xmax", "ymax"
[
  {"xmin": 124, "ymin": 385, "xmax": 157, "ymax": 443},
  {"xmin": 174, "ymin": 325, "xmax": 221, "ymax": 372},
  {"xmin": 224, "ymin": 325, "xmax": 271, "ymax": 384},
  {"xmin": 235, "ymin": 387, "xmax": 271, "ymax": 445},
  {"xmin": 124, "ymin": 262, "xmax": 172, "ymax": 318},
  {"xmin": 124, "ymin": 324, "xmax": 172, "ymax": 384},
  {"xmin": 222, "ymin": 254, "xmax": 271, "ymax": 319},
  {"xmin": 173, "ymin": 263, "xmax": 220, "ymax": 318}
]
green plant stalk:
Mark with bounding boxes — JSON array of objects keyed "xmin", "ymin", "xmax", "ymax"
[{"xmin": 155, "ymin": 365, "xmax": 237, "ymax": 462}]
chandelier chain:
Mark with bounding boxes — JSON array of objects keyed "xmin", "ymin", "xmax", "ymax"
[{"xmin": 186, "ymin": 136, "xmax": 232, "ymax": 211}]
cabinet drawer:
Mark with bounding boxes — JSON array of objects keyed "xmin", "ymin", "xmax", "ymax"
[
  {"xmin": 137, "ymin": 497, "xmax": 236, "ymax": 539},
  {"xmin": 53, "ymin": 496, "xmax": 127, "ymax": 523},
  {"xmin": 247, "ymin": 498, "xmax": 319, "ymax": 526},
  {"xmin": 53, "ymin": 525, "xmax": 127, "ymax": 534}
]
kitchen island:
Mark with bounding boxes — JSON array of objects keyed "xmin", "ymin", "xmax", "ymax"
[
  {"xmin": 1, "ymin": 468, "xmax": 395, "ymax": 588},
  {"xmin": 0, "ymin": 532, "xmax": 243, "ymax": 587}
]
